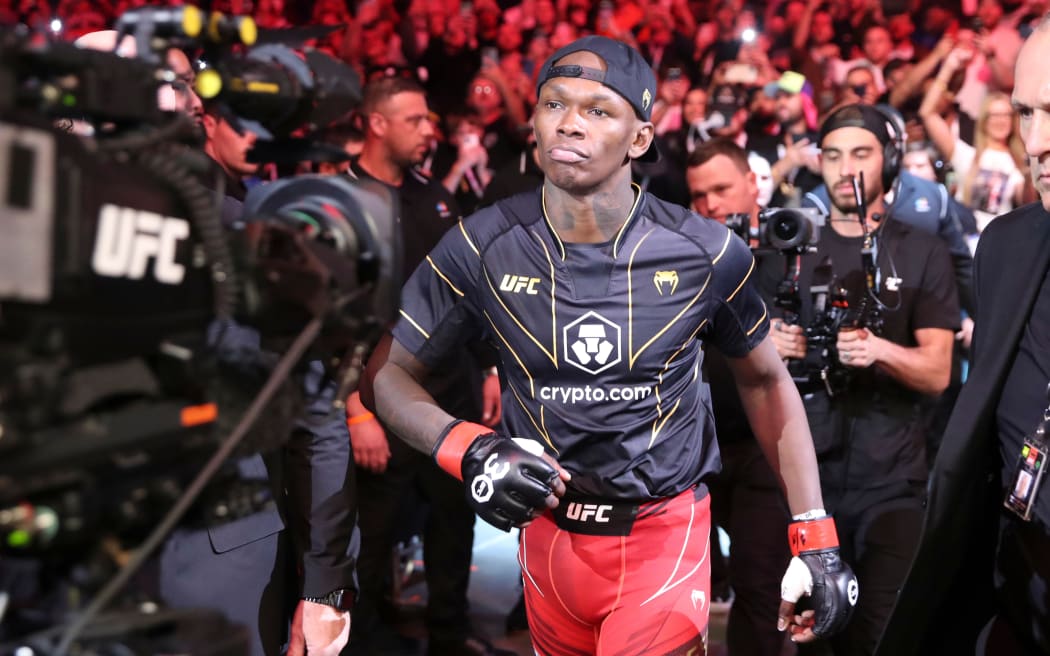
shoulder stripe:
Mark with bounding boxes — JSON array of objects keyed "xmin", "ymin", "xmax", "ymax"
[
  {"xmin": 399, "ymin": 309, "xmax": 430, "ymax": 339},
  {"xmin": 725, "ymin": 258, "xmax": 755, "ymax": 303},
  {"xmin": 457, "ymin": 220, "xmax": 480, "ymax": 257},
  {"xmin": 711, "ymin": 230, "xmax": 732, "ymax": 265},
  {"xmin": 426, "ymin": 255, "xmax": 465, "ymax": 297},
  {"xmin": 745, "ymin": 303, "xmax": 768, "ymax": 336}
]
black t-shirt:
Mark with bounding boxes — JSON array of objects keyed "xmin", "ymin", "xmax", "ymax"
[
  {"xmin": 997, "ymin": 265, "xmax": 1050, "ymax": 530},
  {"xmin": 787, "ymin": 217, "xmax": 960, "ymax": 493},
  {"xmin": 348, "ymin": 160, "xmax": 483, "ymax": 419}
]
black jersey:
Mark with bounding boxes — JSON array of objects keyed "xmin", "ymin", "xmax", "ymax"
[{"xmin": 392, "ymin": 186, "xmax": 770, "ymax": 500}]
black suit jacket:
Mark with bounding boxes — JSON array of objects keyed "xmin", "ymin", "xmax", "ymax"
[{"xmin": 876, "ymin": 202, "xmax": 1050, "ymax": 655}]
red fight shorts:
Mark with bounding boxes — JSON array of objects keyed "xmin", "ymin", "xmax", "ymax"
[{"xmin": 519, "ymin": 486, "xmax": 712, "ymax": 656}]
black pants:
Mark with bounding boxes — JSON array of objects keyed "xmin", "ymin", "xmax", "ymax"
[
  {"xmin": 990, "ymin": 516, "xmax": 1050, "ymax": 654},
  {"xmin": 352, "ymin": 433, "xmax": 476, "ymax": 643},
  {"xmin": 708, "ymin": 440, "xmax": 793, "ymax": 656},
  {"xmin": 801, "ymin": 489, "xmax": 924, "ymax": 656}
]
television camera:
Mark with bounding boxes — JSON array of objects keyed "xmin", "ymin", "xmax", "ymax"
[
  {"xmin": 771, "ymin": 176, "xmax": 890, "ymax": 397},
  {"xmin": 0, "ymin": 7, "xmax": 399, "ymax": 653}
]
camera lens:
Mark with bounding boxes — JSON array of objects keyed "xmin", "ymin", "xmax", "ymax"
[{"xmin": 765, "ymin": 208, "xmax": 813, "ymax": 251}]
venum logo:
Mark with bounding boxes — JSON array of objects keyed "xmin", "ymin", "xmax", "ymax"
[
  {"xmin": 563, "ymin": 310, "xmax": 621, "ymax": 374},
  {"xmin": 653, "ymin": 270, "xmax": 679, "ymax": 295},
  {"xmin": 91, "ymin": 204, "xmax": 190, "ymax": 284},
  {"xmin": 499, "ymin": 274, "xmax": 541, "ymax": 295},
  {"xmin": 564, "ymin": 502, "xmax": 612, "ymax": 523}
]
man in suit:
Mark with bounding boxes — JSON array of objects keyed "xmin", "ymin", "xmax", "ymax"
[
  {"xmin": 159, "ymin": 102, "xmax": 359, "ymax": 656},
  {"xmin": 876, "ymin": 18, "xmax": 1050, "ymax": 656}
]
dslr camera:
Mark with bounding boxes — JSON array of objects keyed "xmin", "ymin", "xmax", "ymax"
[{"xmin": 724, "ymin": 207, "xmax": 824, "ymax": 253}]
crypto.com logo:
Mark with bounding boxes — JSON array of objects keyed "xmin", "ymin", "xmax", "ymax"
[{"xmin": 563, "ymin": 311, "xmax": 621, "ymax": 375}]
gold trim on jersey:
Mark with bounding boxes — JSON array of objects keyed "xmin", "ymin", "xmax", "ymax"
[
  {"xmin": 399, "ymin": 309, "xmax": 430, "ymax": 339},
  {"xmin": 531, "ymin": 229, "xmax": 560, "ymax": 368},
  {"xmin": 649, "ymin": 317, "xmax": 709, "ymax": 447},
  {"xmin": 711, "ymin": 230, "xmax": 732, "ymax": 265},
  {"xmin": 484, "ymin": 265, "xmax": 558, "ymax": 368},
  {"xmin": 540, "ymin": 183, "xmax": 644, "ymax": 261},
  {"xmin": 508, "ymin": 381, "xmax": 558, "ymax": 454},
  {"xmin": 426, "ymin": 255, "xmax": 466, "ymax": 297},
  {"xmin": 457, "ymin": 220, "xmax": 480, "ymax": 257},
  {"xmin": 611, "ymin": 183, "xmax": 644, "ymax": 259},
  {"xmin": 746, "ymin": 303, "xmax": 768, "ymax": 336},
  {"xmin": 725, "ymin": 257, "xmax": 755, "ymax": 303},
  {"xmin": 649, "ymin": 397, "xmax": 681, "ymax": 449},
  {"xmin": 483, "ymin": 309, "xmax": 536, "ymax": 398},
  {"xmin": 539, "ymin": 186, "xmax": 567, "ymax": 261},
  {"xmin": 626, "ymin": 228, "xmax": 712, "ymax": 369}
]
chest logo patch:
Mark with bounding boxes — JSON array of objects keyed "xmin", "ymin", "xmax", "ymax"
[
  {"xmin": 564, "ymin": 311, "xmax": 622, "ymax": 374},
  {"xmin": 499, "ymin": 274, "xmax": 541, "ymax": 295},
  {"xmin": 654, "ymin": 270, "xmax": 679, "ymax": 296}
]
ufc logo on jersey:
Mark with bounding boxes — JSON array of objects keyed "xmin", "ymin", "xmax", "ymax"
[
  {"xmin": 564, "ymin": 502, "xmax": 613, "ymax": 523},
  {"xmin": 91, "ymin": 204, "xmax": 190, "ymax": 284},
  {"xmin": 499, "ymin": 274, "xmax": 541, "ymax": 295}
]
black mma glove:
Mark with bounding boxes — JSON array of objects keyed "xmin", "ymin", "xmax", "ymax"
[
  {"xmin": 780, "ymin": 516, "xmax": 859, "ymax": 637},
  {"xmin": 433, "ymin": 420, "xmax": 559, "ymax": 531}
]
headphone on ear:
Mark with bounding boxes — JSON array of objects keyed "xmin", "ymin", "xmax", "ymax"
[{"xmin": 873, "ymin": 104, "xmax": 905, "ymax": 190}]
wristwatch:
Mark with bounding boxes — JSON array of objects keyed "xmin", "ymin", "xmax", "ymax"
[{"xmin": 303, "ymin": 588, "xmax": 354, "ymax": 612}]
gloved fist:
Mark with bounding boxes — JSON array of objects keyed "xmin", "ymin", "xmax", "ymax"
[
  {"xmin": 433, "ymin": 420, "xmax": 563, "ymax": 531},
  {"xmin": 778, "ymin": 516, "xmax": 858, "ymax": 640}
]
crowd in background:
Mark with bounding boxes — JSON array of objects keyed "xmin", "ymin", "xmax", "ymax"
[
  {"xmin": 5, "ymin": 0, "xmax": 1046, "ymax": 237},
  {"xmin": 5, "ymin": 1, "xmax": 1049, "ymax": 654}
]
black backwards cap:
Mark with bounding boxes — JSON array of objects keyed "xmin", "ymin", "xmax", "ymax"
[
  {"xmin": 536, "ymin": 35, "xmax": 659, "ymax": 162},
  {"xmin": 818, "ymin": 103, "xmax": 893, "ymax": 147}
]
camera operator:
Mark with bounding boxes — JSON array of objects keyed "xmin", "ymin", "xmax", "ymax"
[
  {"xmin": 685, "ymin": 137, "xmax": 791, "ymax": 656},
  {"xmin": 345, "ymin": 76, "xmax": 510, "ymax": 656},
  {"xmin": 769, "ymin": 104, "xmax": 959, "ymax": 655}
]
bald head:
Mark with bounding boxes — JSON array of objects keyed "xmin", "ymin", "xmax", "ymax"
[
  {"xmin": 1013, "ymin": 23, "xmax": 1050, "ymax": 209},
  {"xmin": 73, "ymin": 30, "xmax": 138, "ymax": 57}
]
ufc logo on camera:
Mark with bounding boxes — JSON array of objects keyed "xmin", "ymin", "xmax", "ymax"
[{"xmin": 91, "ymin": 204, "xmax": 190, "ymax": 285}]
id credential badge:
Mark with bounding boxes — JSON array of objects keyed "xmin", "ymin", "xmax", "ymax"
[{"xmin": 1005, "ymin": 402, "xmax": 1050, "ymax": 521}]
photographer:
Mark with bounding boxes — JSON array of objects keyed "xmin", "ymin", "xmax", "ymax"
[
  {"xmin": 769, "ymin": 104, "xmax": 959, "ymax": 655},
  {"xmin": 686, "ymin": 137, "xmax": 791, "ymax": 656}
]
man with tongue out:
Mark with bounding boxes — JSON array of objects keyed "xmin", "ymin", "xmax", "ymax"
[{"xmin": 366, "ymin": 35, "xmax": 857, "ymax": 654}]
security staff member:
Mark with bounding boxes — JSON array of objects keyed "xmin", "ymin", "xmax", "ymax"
[
  {"xmin": 879, "ymin": 19, "xmax": 1050, "ymax": 655},
  {"xmin": 345, "ymin": 76, "xmax": 509, "ymax": 656},
  {"xmin": 770, "ymin": 104, "xmax": 959, "ymax": 655}
]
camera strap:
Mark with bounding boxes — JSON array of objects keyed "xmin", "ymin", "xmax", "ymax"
[{"xmin": 1005, "ymin": 383, "xmax": 1050, "ymax": 521}]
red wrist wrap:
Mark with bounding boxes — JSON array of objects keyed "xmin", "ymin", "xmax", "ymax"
[
  {"xmin": 434, "ymin": 420, "xmax": 490, "ymax": 481},
  {"xmin": 788, "ymin": 516, "xmax": 840, "ymax": 556}
]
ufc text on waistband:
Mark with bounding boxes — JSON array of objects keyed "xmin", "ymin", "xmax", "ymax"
[{"xmin": 551, "ymin": 496, "xmax": 640, "ymax": 536}]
